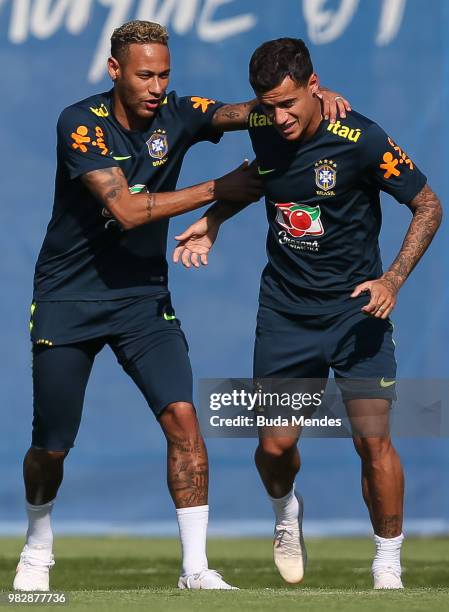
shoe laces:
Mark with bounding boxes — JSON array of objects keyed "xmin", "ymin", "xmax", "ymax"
[
  {"xmin": 195, "ymin": 569, "xmax": 222, "ymax": 582},
  {"xmin": 274, "ymin": 523, "xmax": 299, "ymax": 556},
  {"xmin": 19, "ymin": 550, "xmax": 55, "ymax": 570},
  {"xmin": 373, "ymin": 565, "xmax": 401, "ymax": 579}
]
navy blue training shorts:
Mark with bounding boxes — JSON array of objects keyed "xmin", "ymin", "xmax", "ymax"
[
  {"xmin": 253, "ymin": 301, "xmax": 397, "ymax": 403},
  {"xmin": 30, "ymin": 294, "xmax": 193, "ymax": 451}
]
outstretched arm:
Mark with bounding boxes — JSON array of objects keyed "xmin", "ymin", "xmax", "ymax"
[
  {"xmin": 351, "ymin": 183, "xmax": 442, "ymax": 318},
  {"xmin": 81, "ymin": 161, "xmax": 262, "ymax": 230},
  {"xmin": 211, "ymin": 88, "xmax": 351, "ymax": 131}
]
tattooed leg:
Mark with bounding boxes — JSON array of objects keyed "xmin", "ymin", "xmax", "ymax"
[
  {"xmin": 348, "ymin": 399, "xmax": 404, "ymax": 537},
  {"xmin": 158, "ymin": 403, "xmax": 208, "ymax": 508}
]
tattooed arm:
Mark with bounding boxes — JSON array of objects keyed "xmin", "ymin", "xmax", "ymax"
[
  {"xmin": 351, "ymin": 183, "xmax": 442, "ymax": 318},
  {"xmin": 211, "ymin": 100, "xmax": 257, "ymax": 131},
  {"xmin": 80, "ymin": 161, "xmax": 262, "ymax": 230},
  {"xmin": 173, "ymin": 162, "xmax": 260, "ymax": 267},
  {"xmin": 382, "ymin": 183, "xmax": 443, "ymax": 290},
  {"xmin": 211, "ymin": 88, "xmax": 352, "ymax": 131}
]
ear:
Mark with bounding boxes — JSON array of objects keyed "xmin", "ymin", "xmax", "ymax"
[
  {"xmin": 308, "ymin": 73, "xmax": 320, "ymax": 95},
  {"xmin": 107, "ymin": 56, "xmax": 120, "ymax": 82}
]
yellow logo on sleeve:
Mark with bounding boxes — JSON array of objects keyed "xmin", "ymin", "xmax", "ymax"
[
  {"xmin": 191, "ymin": 97, "xmax": 215, "ymax": 113},
  {"xmin": 70, "ymin": 125, "xmax": 109, "ymax": 156},
  {"xmin": 71, "ymin": 126, "xmax": 90, "ymax": 153},
  {"xmin": 380, "ymin": 137, "xmax": 414, "ymax": 179}
]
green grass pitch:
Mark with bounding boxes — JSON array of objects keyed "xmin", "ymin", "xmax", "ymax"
[{"xmin": 1, "ymin": 537, "xmax": 448, "ymax": 611}]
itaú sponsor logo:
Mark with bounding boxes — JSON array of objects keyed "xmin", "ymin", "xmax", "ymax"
[
  {"xmin": 3, "ymin": 0, "xmax": 257, "ymax": 83},
  {"xmin": 327, "ymin": 121, "xmax": 362, "ymax": 142},
  {"xmin": 248, "ymin": 112, "xmax": 273, "ymax": 128}
]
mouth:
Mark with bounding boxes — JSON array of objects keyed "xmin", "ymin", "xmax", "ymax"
[
  {"xmin": 142, "ymin": 99, "xmax": 161, "ymax": 111},
  {"xmin": 280, "ymin": 121, "xmax": 297, "ymax": 136}
]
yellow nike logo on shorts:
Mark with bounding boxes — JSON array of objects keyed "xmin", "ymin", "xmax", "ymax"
[{"xmin": 380, "ymin": 378, "xmax": 396, "ymax": 388}]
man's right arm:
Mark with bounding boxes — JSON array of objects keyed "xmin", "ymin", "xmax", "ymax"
[
  {"xmin": 81, "ymin": 162, "xmax": 262, "ymax": 230},
  {"xmin": 211, "ymin": 88, "xmax": 352, "ymax": 132}
]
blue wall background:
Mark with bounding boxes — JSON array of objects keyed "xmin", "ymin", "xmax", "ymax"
[{"xmin": 1, "ymin": 0, "xmax": 447, "ymax": 533}]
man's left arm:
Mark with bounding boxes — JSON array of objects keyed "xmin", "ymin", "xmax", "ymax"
[
  {"xmin": 211, "ymin": 88, "xmax": 351, "ymax": 132},
  {"xmin": 352, "ymin": 183, "xmax": 442, "ymax": 318}
]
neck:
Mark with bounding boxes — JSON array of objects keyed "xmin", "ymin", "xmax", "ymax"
[
  {"xmin": 112, "ymin": 88, "xmax": 152, "ymax": 132},
  {"xmin": 301, "ymin": 100, "xmax": 323, "ymax": 141}
]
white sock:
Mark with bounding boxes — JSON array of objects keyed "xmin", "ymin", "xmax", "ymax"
[
  {"xmin": 176, "ymin": 505, "xmax": 209, "ymax": 575},
  {"xmin": 372, "ymin": 532, "xmax": 404, "ymax": 573},
  {"xmin": 25, "ymin": 499, "xmax": 55, "ymax": 550},
  {"xmin": 269, "ymin": 486, "xmax": 299, "ymax": 524}
]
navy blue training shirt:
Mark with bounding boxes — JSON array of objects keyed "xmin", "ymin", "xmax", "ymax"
[
  {"xmin": 248, "ymin": 108, "xmax": 427, "ymax": 314},
  {"xmin": 33, "ymin": 90, "xmax": 223, "ymax": 300}
]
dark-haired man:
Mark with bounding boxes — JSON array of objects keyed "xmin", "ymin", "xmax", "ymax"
[
  {"xmin": 174, "ymin": 37, "xmax": 442, "ymax": 589},
  {"xmin": 14, "ymin": 22, "xmax": 348, "ymax": 592}
]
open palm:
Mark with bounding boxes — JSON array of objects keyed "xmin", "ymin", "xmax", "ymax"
[{"xmin": 173, "ymin": 217, "xmax": 219, "ymax": 268}]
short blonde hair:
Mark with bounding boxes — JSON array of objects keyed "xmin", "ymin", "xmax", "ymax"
[{"xmin": 111, "ymin": 20, "xmax": 169, "ymax": 60}]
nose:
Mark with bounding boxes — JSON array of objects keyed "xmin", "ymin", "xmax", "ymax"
[
  {"xmin": 149, "ymin": 77, "xmax": 162, "ymax": 96},
  {"xmin": 273, "ymin": 107, "xmax": 289, "ymax": 126}
]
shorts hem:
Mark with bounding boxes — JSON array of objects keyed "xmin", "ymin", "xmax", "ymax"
[
  {"xmin": 31, "ymin": 442, "xmax": 74, "ymax": 452},
  {"xmin": 341, "ymin": 394, "xmax": 396, "ymax": 402},
  {"xmin": 155, "ymin": 398, "xmax": 194, "ymax": 417}
]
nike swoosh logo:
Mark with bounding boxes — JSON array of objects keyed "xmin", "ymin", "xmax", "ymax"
[
  {"xmin": 113, "ymin": 155, "xmax": 132, "ymax": 161},
  {"xmin": 164, "ymin": 313, "xmax": 176, "ymax": 321},
  {"xmin": 258, "ymin": 167, "xmax": 276, "ymax": 175},
  {"xmin": 380, "ymin": 378, "xmax": 396, "ymax": 388}
]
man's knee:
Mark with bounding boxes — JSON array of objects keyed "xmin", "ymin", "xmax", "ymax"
[
  {"xmin": 257, "ymin": 436, "xmax": 298, "ymax": 460},
  {"xmin": 353, "ymin": 436, "xmax": 393, "ymax": 464},
  {"xmin": 27, "ymin": 447, "xmax": 69, "ymax": 461},
  {"xmin": 159, "ymin": 402, "xmax": 200, "ymax": 439}
]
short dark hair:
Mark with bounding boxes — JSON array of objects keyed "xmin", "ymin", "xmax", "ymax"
[
  {"xmin": 249, "ymin": 38, "xmax": 313, "ymax": 93},
  {"xmin": 111, "ymin": 20, "xmax": 169, "ymax": 62}
]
